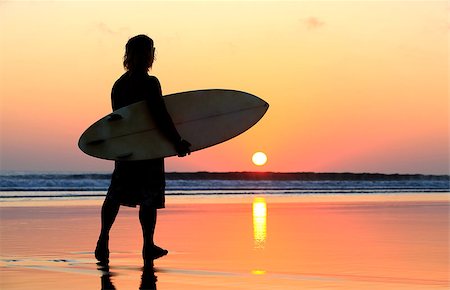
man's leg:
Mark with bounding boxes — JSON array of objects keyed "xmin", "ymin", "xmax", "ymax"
[
  {"xmin": 96, "ymin": 197, "xmax": 120, "ymax": 264},
  {"xmin": 139, "ymin": 204, "xmax": 167, "ymax": 264}
]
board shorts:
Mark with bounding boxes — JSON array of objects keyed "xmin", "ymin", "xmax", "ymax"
[{"xmin": 106, "ymin": 159, "xmax": 166, "ymax": 208}]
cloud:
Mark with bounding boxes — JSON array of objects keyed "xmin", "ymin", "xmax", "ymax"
[
  {"xmin": 302, "ymin": 17, "xmax": 325, "ymax": 30},
  {"xmin": 95, "ymin": 22, "xmax": 130, "ymax": 36}
]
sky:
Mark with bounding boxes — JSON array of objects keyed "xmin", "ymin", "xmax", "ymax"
[{"xmin": 0, "ymin": 0, "xmax": 448, "ymax": 174}]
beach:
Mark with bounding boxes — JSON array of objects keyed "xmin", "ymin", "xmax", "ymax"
[{"xmin": 1, "ymin": 194, "xmax": 449, "ymax": 289}]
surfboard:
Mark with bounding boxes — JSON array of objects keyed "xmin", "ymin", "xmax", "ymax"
[{"xmin": 78, "ymin": 89, "xmax": 269, "ymax": 161}]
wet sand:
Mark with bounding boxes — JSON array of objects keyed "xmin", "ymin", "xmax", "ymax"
[{"xmin": 1, "ymin": 194, "xmax": 449, "ymax": 289}]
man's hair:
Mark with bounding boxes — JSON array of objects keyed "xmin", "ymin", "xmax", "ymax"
[{"xmin": 123, "ymin": 35, "xmax": 154, "ymax": 72}]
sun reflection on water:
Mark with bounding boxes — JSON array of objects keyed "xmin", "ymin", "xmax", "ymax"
[{"xmin": 252, "ymin": 197, "xmax": 267, "ymax": 249}]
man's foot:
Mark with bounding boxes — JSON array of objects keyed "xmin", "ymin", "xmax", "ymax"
[
  {"xmin": 95, "ymin": 238, "xmax": 110, "ymax": 265},
  {"xmin": 143, "ymin": 244, "xmax": 168, "ymax": 261},
  {"xmin": 151, "ymin": 245, "xmax": 168, "ymax": 259}
]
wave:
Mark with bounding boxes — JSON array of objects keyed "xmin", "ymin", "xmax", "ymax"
[{"xmin": 1, "ymin": 173, "xmax": 449, "ymax": 196}]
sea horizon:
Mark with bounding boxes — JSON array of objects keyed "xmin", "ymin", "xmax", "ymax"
[{"xmin": 1, "ymin": 170, "xmax": 449, "ymax": 177}]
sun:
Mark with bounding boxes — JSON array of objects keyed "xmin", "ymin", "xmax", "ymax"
[{"xmin": 252, "ymin": 152, "xmax": 268, "ymax": 166}]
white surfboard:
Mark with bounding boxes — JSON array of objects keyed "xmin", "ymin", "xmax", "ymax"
[{"xmin": 78, "ymin": 89, "xmax": 269, "ymax": 160}]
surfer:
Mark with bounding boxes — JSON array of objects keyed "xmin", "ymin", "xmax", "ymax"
[{"xmin": 95, "ymin": 35, "xmax": 191, "ymax": 267}]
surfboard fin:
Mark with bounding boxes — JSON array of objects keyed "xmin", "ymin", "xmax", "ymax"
[
  {"xmin": 108, "ymin": 113, "xmax": 123, "ymax": 121},
  {"xmin": 116, "ymin": 152, "xmax": 133, "ymax": 159}
]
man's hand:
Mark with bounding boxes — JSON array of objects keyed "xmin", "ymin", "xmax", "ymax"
[{"xmin": 176, "ymin": 139, "xmax": 191, "ymax": 157}]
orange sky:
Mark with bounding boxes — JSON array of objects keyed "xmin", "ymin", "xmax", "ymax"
[{"xmin": 0, "ymin": 1, "xmax": 448, "ymax": 174}]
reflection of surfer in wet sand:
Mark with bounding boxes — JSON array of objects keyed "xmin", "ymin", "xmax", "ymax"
[
  {"xmin": 100, "ymin": 266, "xmax": 157, "ymax": 290},
  {"xmin": 95, "ymin": 34, "xmax": 191, "ymax": 267}
]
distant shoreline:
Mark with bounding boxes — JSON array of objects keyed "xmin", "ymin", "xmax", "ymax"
[
  {"xmin": 166, "ymin": 172, "xmax": 450, "ymax": 181},
  {"xmin": 1, "ymin": 171, "xmax": 448, "ymax": 181}
]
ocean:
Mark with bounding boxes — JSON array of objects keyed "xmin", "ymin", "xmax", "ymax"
[
  {"xmin": 1, "ymin": 173, "xmax": 449, "ymax": 290},
  {"xmin": 1, "ymin": 172, "xmax": 448, "ymax": 202}
]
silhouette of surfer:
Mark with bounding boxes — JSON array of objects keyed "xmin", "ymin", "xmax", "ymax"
[{"xmin": 95, "ymin": 35, "xmax": 191, "ymax": 267}]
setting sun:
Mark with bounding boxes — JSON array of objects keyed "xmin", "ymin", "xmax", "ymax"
[{"xmin": 252, "ymin": 152, "xmax": 268, "ymax": 166}]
